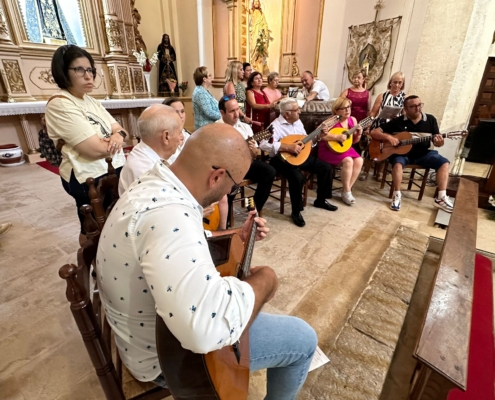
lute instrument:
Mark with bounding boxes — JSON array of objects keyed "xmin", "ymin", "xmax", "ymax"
[
  {"xmin": 156, "ymin": 198, "xmax": 259, "ymax": 400},
  {"xmin": 249, "ymin": 124, "xmax": 274, "ymax": 144},
  {"xmin": 326, "ymin": 116, "xmax": 374, "ymax": 153},
  {"xmin": 369, "ymin": 130, "xmax": 467, "ymax": 162},
  {"xmin": 202, "ymin": 203, "xmax": 221, "ymax": 231},
  {"xmin": 278, "ymin": 115, "xmax": 340, "ymax": 166}
]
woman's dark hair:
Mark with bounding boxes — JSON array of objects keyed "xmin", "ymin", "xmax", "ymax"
[
  {"xmin": 242, "ymin": 62, "xmax": 251, "ymax": 71},
  {"xmin": 51, "ymin": 45, "xmax": 96, "ymax": 90},
  {"xmin": 246, "ymin": 71, "xmax": 262, "ymax": 91},
  {"xmin": 162, "ymin": 97, "xmax": 184, "ymax": 107}
]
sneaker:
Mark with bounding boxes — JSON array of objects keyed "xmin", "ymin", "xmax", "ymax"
[
  {"xmin": 434, "ymin": 195, "xmax": 454, "ymax": 213},
  {"xmin": 358, "ymin": 172, "xmax": 368, "ymax": 181},
  {"xmin": 342, "ymin": 192, "xmax": 354, "ymax": 206},
  {"xmin": 390, "ymin": 194, "xmax": 401, "ymax": 211},
  {"xmin": 348, "ymin": 193, "xmax": 356, "ymax": 204}
]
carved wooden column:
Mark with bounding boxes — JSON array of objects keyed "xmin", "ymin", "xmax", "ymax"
[
  {"xmin": 224, "ymin": 0, "xmax": 239, "ymax": 62},
  {"xmin": 279, "ymin": 0, "xmax": 299, "ymax": 82},
  {"xmin": 19, "ymin": 115, "xmax": 42, "ymax": 163},
  {"xmin": 0, "ymin": 2, "xmax": 14, "ymax": 45},
  {"xmin": 127, "ymin": 109, "xmax": 139, "ymax": 145}
]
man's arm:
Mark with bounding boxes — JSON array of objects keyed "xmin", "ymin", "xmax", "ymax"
[{"xmin": 305, "ymin": 91, "xmax": 318, "ymax": 101}]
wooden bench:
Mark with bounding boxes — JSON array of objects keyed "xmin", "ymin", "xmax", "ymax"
[{"xmin": 410, "ymin": 178, "xmax": 494, "ymax": 399}]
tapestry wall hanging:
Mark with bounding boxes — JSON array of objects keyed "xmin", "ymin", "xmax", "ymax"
[{"xmin": 346, "ymin": 18, "xmax": 398, "ymax": 89}]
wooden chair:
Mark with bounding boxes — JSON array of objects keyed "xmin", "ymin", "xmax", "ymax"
[
  {"xmin": 268, "ymin": 174, "xmax": 309, "ymax": 215},
  {"xmin": 59, "ymin": 208, "xmax": 171, "ymax": 400},
  {"xmin": 380, "ymin": 161, "xmax": 430, "ymax": 200},
  {"xmin": 86, "ymin": 157, "xmax": 120, "ymax": 231}
]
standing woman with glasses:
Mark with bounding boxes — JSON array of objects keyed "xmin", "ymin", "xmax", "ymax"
[
  {"xmin": 192, "ymin": 66, "xmax": 221, "ymax": 130},
  {"xmin": 318, "ymin": 97, "xmax": 363, "ymax": 205},
  {"xmin": 45, "ymin": 45, "xmax": 127, "ymax": 246}
]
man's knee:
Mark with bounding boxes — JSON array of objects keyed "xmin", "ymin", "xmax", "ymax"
[{"xmin": 290, "ymin": 317, "xmax": 318, "ymax": 356}]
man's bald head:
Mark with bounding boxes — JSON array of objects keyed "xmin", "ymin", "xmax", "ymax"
[
  {"xmin": 171, "ymin": 124, "xmax": 252, "ymax": 207},
  {"xmin": 138, "ymin": 104, "xmax": 182, "ymax": 142}
]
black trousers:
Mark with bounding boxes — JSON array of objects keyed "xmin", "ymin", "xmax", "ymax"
[
  {"xmin": 244, "ymin": 159, "xmax": 277, "ymax": 211},
  {"xmin": 270, "ymin": 155, "xmax": 333, "ymax": 215}
]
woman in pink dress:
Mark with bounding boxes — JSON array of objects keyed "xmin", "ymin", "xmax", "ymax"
[
  {"xmin": 318, "ymin": 97, "xmax": 363, "ymax": 205},
  {"xmin": 263, "ymin": 72, "xmax": 284, "ymax": 103},
  {"xmin": 245, "ymin": 71, "xmax": 277, "ymax": 133},
  {"xmin": 340, "ymin": 70, "xmax": 371, "ymax": 122}
]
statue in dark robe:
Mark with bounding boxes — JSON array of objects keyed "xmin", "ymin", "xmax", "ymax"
[{"xmin": 157, "ymin": 34, "xmax": 179, "ymax": 96}]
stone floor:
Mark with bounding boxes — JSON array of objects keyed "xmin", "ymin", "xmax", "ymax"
[{"xmin": 0, "ymin": 161, "xmax": 494, "ymax": 400}]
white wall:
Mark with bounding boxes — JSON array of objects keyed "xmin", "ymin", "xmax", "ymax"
[{"xmin": 317, "ymin": 0, "xmax": 428, "ymax": 103}]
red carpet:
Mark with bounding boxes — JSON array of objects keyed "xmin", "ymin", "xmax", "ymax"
[
  {"xmin": 37, "ymin": 161, "xmax": 60, "ymax": 176},
  {"xmin": 448, "ymin": 254, "xmax": 495, "ymax": 400}
]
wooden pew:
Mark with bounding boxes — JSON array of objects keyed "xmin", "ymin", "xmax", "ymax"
[{"xmin": 410, "ymin": 178, "xmax": 486, "ymax": 399}]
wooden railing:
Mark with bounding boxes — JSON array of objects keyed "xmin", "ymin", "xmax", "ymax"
[{"xmin": 410, "ymin": 178, "xmax": 479, "ymax": 399}]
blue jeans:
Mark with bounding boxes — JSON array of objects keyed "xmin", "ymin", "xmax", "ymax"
[{"xmin": 154, "ymin": 313, "xmax": 317, "ymax": 399}]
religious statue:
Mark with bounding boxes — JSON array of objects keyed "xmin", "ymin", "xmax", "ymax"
[
  {"xmin": 23, "ymin": 0, "xmax": 76, "ymax": 45},
  {"xmin": 157, "ymin": 34, "xmax": 179, "ymax": 96},
  {"xmin": 248, "ymin": 0, "xmax": 271, "ymax": 74},
  {"xmin": 131, "ymin": 0, "xmax": 147, "ymax": 52}
]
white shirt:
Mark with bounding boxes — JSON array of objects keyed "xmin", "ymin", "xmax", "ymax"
[
  {"xmin": 302, "ymin": 79, "xmax": 330, "ymax": 101},
  {"xmin": 119, "ymin": 130, "xmax": 191, "ymax": 196},
  {"xmin": 260, "ymin": 114, "xmax": 307, "ymax": 158},
  {"xmin": 97, "ymin": 162, "xmax": 255, "ymax": 382},
  {"xmin": 119, "ymin": 141, "xmax": 160, "ymax": 196}
]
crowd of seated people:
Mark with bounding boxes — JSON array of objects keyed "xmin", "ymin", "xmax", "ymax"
[{"xmin": 46, "ymin": 44, "xmax": 456, "ymax": 399}]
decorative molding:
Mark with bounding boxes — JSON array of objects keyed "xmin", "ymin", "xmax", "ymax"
[
  {"xmin": 2, "ymin": 60, "xmax": 27, "ymax": 93},
  {"xmin": 117, "ymin": 66, "xmax": 130, "ymax": 93},
  {"xmin": 108, "ymin": 66, "xmax": 118, "ymax": 93},
  {"xmin": 130, "ymin": 0, "xmax": 147, "ymax": 52},
  {"xmin": 0, "ymin": 4, "xmax": 11, "ymax": 40},
  {"xmin": 125, "ymin": 24, "xmax": 135, "ymax": 53},
  {"xmin": 105, "ymin": 16, "xmax": 124, "ymax": 51},
  {"xmin": 38, "ymin": 69, "xmax": 55, "ymax": 85},
  {"xmin": 132, "ymin": 68, "xmax": 144, "ymax": 92},
  {"xmin": 291, "ymin": 56, "xmax": 299, "ymax": 76}
]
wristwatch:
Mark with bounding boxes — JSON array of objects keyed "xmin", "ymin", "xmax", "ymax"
[{"xmin": 118, "ymin": 130, "xmax": 127, "ymax": 139}]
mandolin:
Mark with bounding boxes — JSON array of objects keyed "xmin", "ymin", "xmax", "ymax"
[
  {"xmin": 326, "ymin": 116, "xmax": 374, "ymax": 153},
  {"xmin": 249, "ymin": 125, "xmax": 274, "ymax": 144},
  {"xmin": 369, "ymin": 130, "xmax": 467, "ymax": 162},
  {"xmin": 278, "ymin": 115, "xmax": 340, "ymax": 166},
  {"xmin": 156, "ymin": 198, "xmax": 259, "ymax": 400},
  {"xmin": 203, "ymin": 204, "xmax": 221, "ymax": 231}
]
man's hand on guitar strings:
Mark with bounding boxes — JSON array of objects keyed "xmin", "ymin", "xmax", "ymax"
[
  {"xmin": 433, "ymin": 134, "xmax": 444, "ymax": 147},
  {"xmin": 240, "ymin": 211, "xmax": 269, "ymax": 242},
  {"xmin": 388, "ymin": 136, "xmax": 400, "ymax": 147}
]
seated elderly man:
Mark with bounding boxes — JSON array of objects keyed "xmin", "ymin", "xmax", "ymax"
[
  {"xmin": 300, "ymin": 71, "xmax": 330, "ymax": 101},
  {"xmin": 218, "ymin": 95, "xmax": 276, "ymax": 213},
  {"xmin": 97, "ymin": 124, "xmax": 317, "ymax": 399},
  {"xmin": 118, "ymin": 104, "xmax": 183, "ymax": 196},
  {"xmin": 260, "ymin": 98, "xmax": 337, "ymax": 227},
  {"xmin": 370, "ymin": 95, "xmax": 454, "ymax": 212}
]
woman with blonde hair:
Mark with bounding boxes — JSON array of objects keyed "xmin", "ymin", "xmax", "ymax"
[
  {"xmin": 223, "ymin": 60, "xmax": 252, "ymax": 124},
  {"xmin": 318, "ymin": 97, "xmax": 363, "ymax": 205},
  {"xmin": 362, "ymin": 71, "xmax": 406, "ymax": 180},
  {"xmin": 263, "ymin": 72, "xmax": 284, "ymax": 103}
]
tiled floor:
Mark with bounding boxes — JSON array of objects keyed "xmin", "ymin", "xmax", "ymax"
[{"xmin": 0, "ymin": 162, "xmax": 494, "ymax": 399}]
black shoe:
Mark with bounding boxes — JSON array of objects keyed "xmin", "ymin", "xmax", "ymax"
[
  {"xmin": 314, "ymin": 199, "xmax": 338, "ymax": 212},
  {"xmin": 291, "ymin": 212, "xmax": 306, "ymax": 227}
]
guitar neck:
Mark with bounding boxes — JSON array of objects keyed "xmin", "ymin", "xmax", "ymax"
[
  {"xmin": 399, "ymin": 132, "xmax": 448, "ymax": 146},
  {"xmin": 342, "ymin": 116, "xmax": 374, "ymax": 138},
  {"xmin": 238, "ymin": 216, "xmax": 258, "ymax": 278},
  {"xmin": 302, "ymin": 125, "xmax": 324, "ymax": 144}
]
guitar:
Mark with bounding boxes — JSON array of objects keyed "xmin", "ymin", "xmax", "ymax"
[
  {"xmin": 203, "ymin": 204, "xmax": 221, "ymax": 231},
  {"xmin": 249, "ymin": 125, "xmax": 274, "ymax": 144},
  {"xmin": 369, "ymin": 130, "xmax": 467, "ymax": 162},
  {"xmin": 278, "ymin": 115, "xmax": 340, "ymax": 166},
  {"xmin": 326, "ymin": 116, "xmax": 375, "ymax": 153},
  {"xmin": 156, "ymin": 199, "xmax": 258, "ymax": 400}
]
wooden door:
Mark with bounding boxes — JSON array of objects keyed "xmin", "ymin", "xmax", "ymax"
[{"xmin": 469, "ymin": 58, "xmax": 495, "ymax": 127}]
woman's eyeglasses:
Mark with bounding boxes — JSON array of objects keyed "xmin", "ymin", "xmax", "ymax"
[
  {"xmin": 222, "ymin": 94, "xmax": 236, "ymax": 102},
  {"xmin": 212, "ymin": 166, "xmax": 241, "ymax": 196},
  {"xmin": 337, "ymin": 105, "xmax": 351, "ymax": 111},
  {"xmin": 70, "ymin": 67, "xmax": 97, "ymax": 77}
]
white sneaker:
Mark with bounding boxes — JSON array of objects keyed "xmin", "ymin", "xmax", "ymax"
[
  {"xmin": 390, "ymin": 194, "xmax": 401, "ymax": 211},
  {"xmin": 342, "ymin": 192, "xmax": 353, "ymax": 206},
  {"xmin": 348, "ymin": 192, "xmax": 356, "ymax": 204},
  {"xmin": 434, "ymin": 195, "xmax": 454, "ymax": 213}
]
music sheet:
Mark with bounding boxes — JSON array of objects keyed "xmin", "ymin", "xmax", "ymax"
[{"xmin": 309, "ymin": 346, "xmax": 330, "ymax": 372}]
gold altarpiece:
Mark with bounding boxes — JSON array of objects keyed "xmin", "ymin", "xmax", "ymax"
[
  {"xmin": 212, "ymin": 0, "xmax": 325, "ymax": 87},
  {"xmin": 0, "ymin": 0, "xmax": 156, "ymax": 162}
]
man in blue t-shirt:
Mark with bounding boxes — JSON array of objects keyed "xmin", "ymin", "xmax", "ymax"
[{"xmin": 371, "ymin": 95, "xmax": 453, "ymax": 212}]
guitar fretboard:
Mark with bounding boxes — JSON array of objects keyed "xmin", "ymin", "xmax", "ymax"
[
  {"xmin": 398, "ymin": 132, "xmax": 449, "ymax": 146},
  {"xmin": 302, "ymin": 117, "xmax": 339, "ymax": 144}
]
